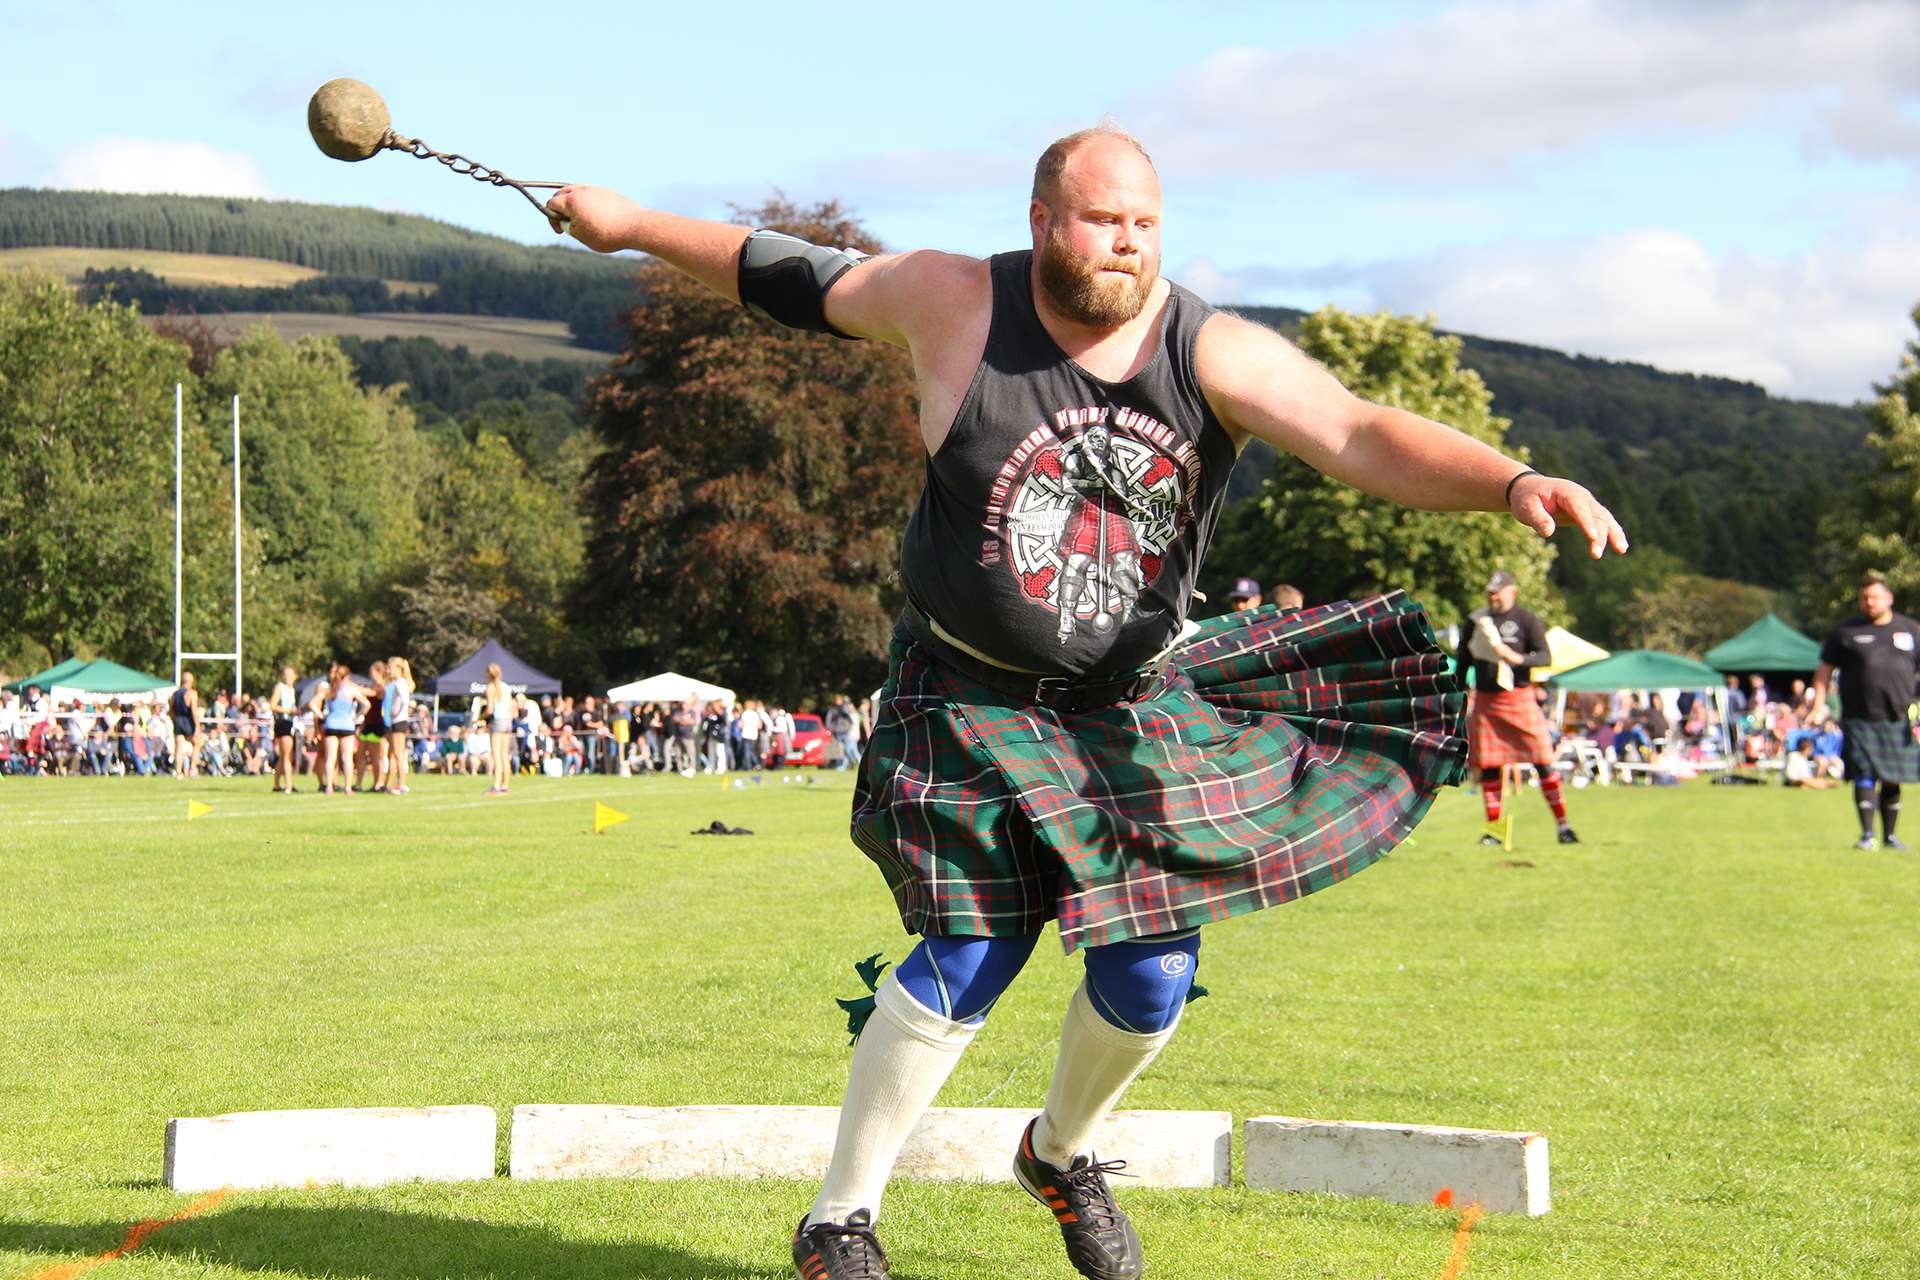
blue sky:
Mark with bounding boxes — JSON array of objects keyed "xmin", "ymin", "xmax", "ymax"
[{"xmin": 4, "ymin": 0, "xmax": 1916, "ymax": 402}]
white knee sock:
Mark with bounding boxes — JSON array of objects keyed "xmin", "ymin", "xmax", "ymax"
[
  {"xmin": 808, "ymin": 971, "xmax": 976, "ymax": 1227},
  {"xmin": 1031, "ymin": 980, "xmax": 1178, "ymax": 1167}
]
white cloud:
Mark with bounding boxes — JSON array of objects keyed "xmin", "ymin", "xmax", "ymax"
[
  {"xmin": 1134, "ymin": 0, "xmax": 1920, "ymax": 178},
  {"xmin": 1211, "ymin": 229, "xmax": 1920, "ymax": 403},
  {"xmin": 51, "ymin": 138, "xmax": 271, "ymax": 198}
]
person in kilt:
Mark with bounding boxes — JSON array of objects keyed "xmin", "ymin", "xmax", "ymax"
[
  {"xmin": 1812, "ymin": 574, "xmax": 1920, "ymax": 851},
  {"xmin": 1457, "ymin": 570, "xmax": 1579, "ymax": 845},
  {"xmin": 549, "ymin": 127, "xmax": 1628, "ymax": 1280}
]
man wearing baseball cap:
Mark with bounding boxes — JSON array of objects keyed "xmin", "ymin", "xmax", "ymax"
[
  {"xmin": 1227, "ymin": 577, "xmax": 1263, "ymax": 610},
  {"xmin": 1458, "ymin": 570, "xmax": 1578, "ymax": 845}
]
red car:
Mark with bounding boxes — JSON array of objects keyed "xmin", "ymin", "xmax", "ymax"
[{"xmin": 772, "ymin": 713, "xmax": 834, "ymax": 768}]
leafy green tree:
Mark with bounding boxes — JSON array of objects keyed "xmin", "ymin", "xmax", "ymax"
[
  {"xmin": 1620, "ymin": 574, "xmax": 1777, "ymax": 657},
  {"xmin": 410, "ymin": 429, "xmax": 586, "ymax": 680},
  {"xmin": 1810, "ymin": 305, "xmax": 1920, "ymax": 621},
  {"xmin": 1205, "ymin": 306, "xmax": 1559, "ymax": 630},
  {"xmin": 576, "ymin": 200, "xmax": 922, "ymax": 706},
  {"xmin": 197, "ymin": 328, "xmax": 433, "ymax": 681},
  {"xmin": 0, "ymin": 273, "xmax": 226, "ymax": 676}
]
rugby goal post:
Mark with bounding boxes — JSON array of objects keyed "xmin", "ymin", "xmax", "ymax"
[{"xmin": 173, "ymin": 383, "xmax": 244, "ymax": 699}]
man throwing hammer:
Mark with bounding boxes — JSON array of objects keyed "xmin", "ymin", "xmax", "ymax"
[
  {"xmin": 549, "ymin": 124, "xmax": 1625, "ymax": 1280},
  {"xmin": 1458, "ymin": 570, "xmax": 1579, "ymax": 846}
]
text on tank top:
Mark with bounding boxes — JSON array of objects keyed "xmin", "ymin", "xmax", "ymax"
[{"xmin": 899, "ymin": 251, "xmax": 1237, "ymax": 676}]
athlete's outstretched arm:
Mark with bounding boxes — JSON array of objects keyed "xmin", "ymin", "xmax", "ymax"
[
  {"xmin": 543, "ymin": 185, "xmax": 975, "ymax": 348},
  {"xmin": 1196, "ymin": 313, "xmax": 1629, "ymax": 559}
]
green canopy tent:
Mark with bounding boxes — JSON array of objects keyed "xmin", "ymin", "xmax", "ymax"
[
  {"xmin": 4, "ymin": 656, "xmax": 88, "ymax": 693},
  {"xmin": 1704, "ymin": 613, "xmax": 1822, "ymax": 674},
  {"xmin": 47, "ymin": 659, "xmax": 174, "ymax": 702},
  {"xmin": 1550, "ymin": 649, "xmax": 1733, "ymax": 773}
]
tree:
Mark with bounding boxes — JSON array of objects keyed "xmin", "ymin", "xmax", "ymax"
[
  {"xmin": 1204, "ymin": 306, "xmax": 1559, "ymax": 629},
  {"xmin": 197, "ymin": 328, "xmax": 434, "ymax": 683},
  {"xmin": 1620, "ymin": 574, "xmax": 1776, "ymax": 657},
  {"xmin": 576, "ymin": 199, "xmax": 923, "ymax": 705},
  {"xmin": 0, "ymin": 273, "xmax": 221, "ymax": 676},
  {"xmin": 410, "ymin": 429, "xmax": 586, "ymax": 680},
  {"xmin": 1810, "ymin": 305, "xmax": 1920, "ymax": 622}
]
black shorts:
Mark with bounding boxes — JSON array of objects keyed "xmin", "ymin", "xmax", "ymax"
[
  {"xmin": 274, "ymin": 717, "xmax": 295, "ymax": 739},
  {"xmin": 323, "ymin": 727, "xmax": 354, "ymax": 739}
]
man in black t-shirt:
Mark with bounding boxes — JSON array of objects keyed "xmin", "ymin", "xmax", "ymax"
[
  {"xmin": 1457, "ymin": 570, "xmax": 1578, "ymax": 845},
  {"xmin": 1813, "ymin": 574, "xmax": 1920, "ymax": 850}
]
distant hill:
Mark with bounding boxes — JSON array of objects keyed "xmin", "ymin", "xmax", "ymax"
[
  {"xmin": 1228, "ymin": 305, "xmax": 1867, "ymax": 593},
  {"xmin": 3, "ymin": 189, "xmax": 1870, "ymax": 600},
  {"xmin": 0, "ymin": 189, "xmax": 639, "ymax": 349},
  {"xmin": 0, "ymin": 188, "xmax": 623, "ymax": 282}
]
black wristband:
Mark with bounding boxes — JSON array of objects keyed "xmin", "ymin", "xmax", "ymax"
[{"xmin": 1503, "ymin": 469, "xmax": 1539, "ymax": 507}]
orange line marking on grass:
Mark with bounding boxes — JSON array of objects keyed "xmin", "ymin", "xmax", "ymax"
[
  {"xmin": 22, "ymin": 1188, "xmax": 229, "ymax": 1280},
  {"xmin": 1432, "ymin": 1187, "xmax": 1483, "ymax": 1280}
]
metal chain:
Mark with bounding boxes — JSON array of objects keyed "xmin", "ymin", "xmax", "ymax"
[{"xmin": 383, "ymin": 131, "xmax": 566, "ymax": 221}]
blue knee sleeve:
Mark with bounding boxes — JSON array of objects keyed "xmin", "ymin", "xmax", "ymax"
[
  {"xmin": 896, "ymin": 933, "xmax": 1040, "ymax": 1025},
  {"xmin": 1082, "ymin": 932, "xmax": 1200, "ymax": 1034}
]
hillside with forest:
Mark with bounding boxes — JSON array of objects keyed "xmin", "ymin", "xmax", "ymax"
[{"xmin": 0, "ymin": 188, "xmax": 1874, "ymax": 648}]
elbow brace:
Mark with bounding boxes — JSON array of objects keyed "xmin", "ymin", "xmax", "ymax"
[{"xmin": 736, "ymin": 229, "xmax": 868, "ymax": 339}]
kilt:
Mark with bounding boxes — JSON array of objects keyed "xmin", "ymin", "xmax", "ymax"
[
  {"xmin": 850, "ymin": 592, "xmax": 1467, "ymax": 952},
  {"xmin": 1466, "ymin": 687, "xmax": 1553, "ymax": 768},
  {"xmin": 1839, "ymin": 718, "xmax": 1920, "ymax": 783}
]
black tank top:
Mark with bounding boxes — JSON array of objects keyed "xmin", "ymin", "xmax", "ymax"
[{"xmin": 899, "ymin": 251, "xmax": 1237, "ymax": 676}]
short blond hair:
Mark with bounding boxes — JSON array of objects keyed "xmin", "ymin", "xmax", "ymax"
[{"xmin": 1032, "ymin": 122, "xmax": 1154, "ymax": 208}]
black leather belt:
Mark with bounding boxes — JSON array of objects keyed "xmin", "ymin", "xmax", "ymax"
[{"xmin": 902, "ymin": 603, "xmax": 1171, "ymax": 714}]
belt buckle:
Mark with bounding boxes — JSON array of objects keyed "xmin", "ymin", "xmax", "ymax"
[{"xmin": 1033, "ymin": 676, "xmax": 1074, "ymax": 709}]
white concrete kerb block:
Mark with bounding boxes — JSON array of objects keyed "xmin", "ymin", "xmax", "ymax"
[
  {"xmin": 510, "ymin": 1105, "xmax": 1231, "ymax": 1187},
  {"xmin": 1243, "ymin": 1116, "xmax": 1549, "ymax": 1215},
  {"xmin": 164, "ymin": 1106, "xmax": 496, "ymax": 1192}
]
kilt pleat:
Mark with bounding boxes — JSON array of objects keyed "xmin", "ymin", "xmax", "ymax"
[
  {"xmin": 1466, "ymin": 686, "xmax": 1554, "ymax": 767},
  {"xmin": 1840, "ymin": 719, "xmax": 1920, "ymax": 782},
  {"xmin": 851, "ymin": 591, "xmax": 1467, "ymax": 952}
]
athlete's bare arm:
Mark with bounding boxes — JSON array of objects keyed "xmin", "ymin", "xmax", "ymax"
[
  {"xmin": 1194, "ymin": 312, "xmax": 1630, "ymax": 559},
  {"xmin": 1811, "ymin": 662, "xmax": 1835, "ymax": 724},
  {"xmin": 545, "ymin": 185, "xmax": 989, "ymax": 451}
]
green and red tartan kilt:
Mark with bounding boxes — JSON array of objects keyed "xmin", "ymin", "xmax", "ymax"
[{"xmin": 850, "ymin": 592, "xmax": 1467, "ymax": 952}]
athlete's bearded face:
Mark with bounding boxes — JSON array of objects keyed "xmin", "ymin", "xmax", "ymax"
[
  {"xmin": 1862, "ymin": 581, "xmax": 1894, "ymax": 623},
  {"xmin": 1032, "ymin": 140, "xmax": 1162, "ymax": 328}
]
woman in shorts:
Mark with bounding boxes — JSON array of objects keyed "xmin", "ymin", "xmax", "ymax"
[
  {"xmin": 383, "ymin": 656, "xmax": 414, "ymax": 795},
  {"xmin": 353, "ymin": 660, "xmax": 388, "ymax": 794},
  {"xmin": 485, "ymin": 664, "xmax": 516, "ymax": 795},
  {"xmin": 315, "ymin": 664, "xmax": 368, "ymax": 795},
  {"xmin": 169, "ymin": 672, "xmax": 201, "ymax": 777},
  {"xmin": 269, "ymin": 666, "xmax": 300, "ymax": 793}
]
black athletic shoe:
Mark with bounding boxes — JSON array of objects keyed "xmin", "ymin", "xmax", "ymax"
[
  {"xmin": 1558, "ymin": 827, "xmax": 1580, "ymax": 844},
  {"xmin": 1478, "ymin": 832, "xmax": 1503, "ymax": 847},
  {"xmin": 1013, "ymin": 1120, "xmax": 1144, "ymax": 1280},
  {"xmin": 1854, "ymin": 835, "xmax": 1879, "ymax": 852},
  {"xmin": 1886, "ymin": 835, "xmax": 1908, "ymax": 852},
  {"xmin": 792, "ymin": 1209, "xmax": 890, "ymax": 1280}
]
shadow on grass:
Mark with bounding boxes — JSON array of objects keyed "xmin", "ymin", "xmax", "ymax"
[{"xmin": 0, "ymin": 1203, "xmax": 787, "ymax": 1280}]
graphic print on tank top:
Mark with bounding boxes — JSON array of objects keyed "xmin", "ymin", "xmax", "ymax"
[{"xmin": 984, "ymin": 404, "xmax": 1200, "ymax": 645}]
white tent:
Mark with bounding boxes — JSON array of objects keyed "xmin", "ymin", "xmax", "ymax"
[{"xmin": 606, "ymin": 671, "xmax": 735, "ymax": 706}]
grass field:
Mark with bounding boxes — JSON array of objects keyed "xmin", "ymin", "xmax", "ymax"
[
  {"xmin": 174, "ymin": 312, "xmax": 606, "ymax": 364},
  {"xmin": 2, "ymin": 775, "xmax": 1916, "ymax": 1278},
  {"xmin": 0, "ymin": 248, "xmax": 325, "ymax": 289},
  {"xmin": 0, "ymin": 249, "xmax": 436, "ymax": 300}
]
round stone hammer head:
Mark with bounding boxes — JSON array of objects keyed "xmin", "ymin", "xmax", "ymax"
[{"xmin": 308, "ymin": 78, "xmax": 392, "ymax": 162}]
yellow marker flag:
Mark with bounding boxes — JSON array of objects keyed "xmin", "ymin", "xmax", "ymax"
[
  {"xmin": 187, "ymin": 800, "xmax": 213, "ymax": 821},
  {"xmin": 593, "ymin": 801, "xmax": 629, "ymax": 835}
]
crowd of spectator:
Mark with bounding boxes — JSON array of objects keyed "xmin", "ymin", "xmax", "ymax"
[
  {"xmin": 1548, "ymin": 672, "xmax": 1841, "ymax": 786},
  {"xmin": 0, "ymin": 678, "xmax": 878, "ymax": 783}
]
